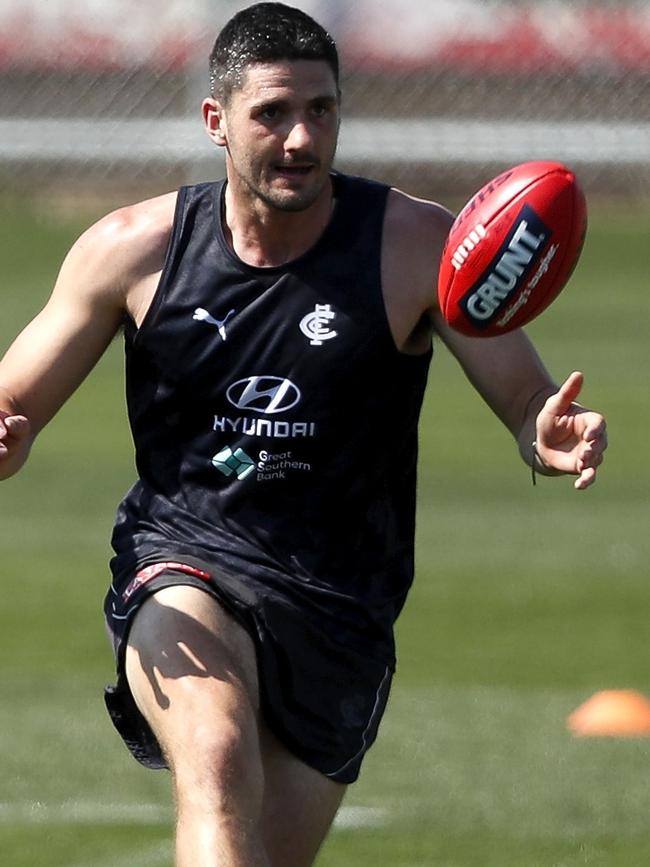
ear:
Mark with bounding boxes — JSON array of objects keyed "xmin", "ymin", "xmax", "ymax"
[{"xmin": 202, "ymin": 97, "xmax": 227, "ymax": 148}]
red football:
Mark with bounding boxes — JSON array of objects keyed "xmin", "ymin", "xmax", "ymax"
[{"xmin": 438, "ymin": 161, "xmax": 587, "ymax": 336}]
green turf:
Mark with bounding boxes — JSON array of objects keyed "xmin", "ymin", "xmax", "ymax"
[{"xmin": 0, "ymin": 197, "xmax": 649, "ymax": 866}]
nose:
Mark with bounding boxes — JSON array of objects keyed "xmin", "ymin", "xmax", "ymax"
[{"xmin": 284, "ymin": 119, "xmax": 313, "ymax": 153}]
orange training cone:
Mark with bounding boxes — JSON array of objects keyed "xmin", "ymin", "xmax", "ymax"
[{"xmin": 568, "ymin": 690, "xmax": 650, "ymax": 737}]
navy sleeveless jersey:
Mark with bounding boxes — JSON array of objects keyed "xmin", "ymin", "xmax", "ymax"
[{"xmin": 110, "ymin": 173, "xmax": 432, "ymax": 649}]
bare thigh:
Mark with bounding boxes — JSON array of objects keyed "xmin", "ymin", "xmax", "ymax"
[
  {"xmin": 125, "ymin": 585, "xmax": 346, "ymax": 867},
  {"xmin": 125, "ymin": 584, "xmax": 260, "ymax": 742}
]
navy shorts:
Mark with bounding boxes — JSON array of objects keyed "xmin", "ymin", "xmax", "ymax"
[{"xmin": 104, "ymin": 557, "xmax": 394, "ymax": 784}]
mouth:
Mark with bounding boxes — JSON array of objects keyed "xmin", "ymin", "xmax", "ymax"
[{"xmin": 273, "ymin": 162, "xmax": 317, "ymax": 180}]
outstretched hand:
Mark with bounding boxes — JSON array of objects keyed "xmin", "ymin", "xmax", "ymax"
[{"xmin": 535, "ymin": 371, "xmax": 607, "ymax": 490}]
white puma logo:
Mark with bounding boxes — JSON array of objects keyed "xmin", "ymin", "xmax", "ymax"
[{"xmin": 193, "ymin": 307, "xmax": 236, "ymax": 341}]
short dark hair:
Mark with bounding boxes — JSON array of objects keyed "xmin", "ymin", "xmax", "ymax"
[{"xmin": 209, "ymin": 2, "xmax": 339, "ymax": 102}]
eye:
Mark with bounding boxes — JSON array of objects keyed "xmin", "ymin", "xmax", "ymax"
[
  {"xmin": 310, "ymin": 101, "xmax": 331, "ymax": 118},
  {"xmin": 257, "ymin": 104, "xmax": 281, "ymax": 121}
]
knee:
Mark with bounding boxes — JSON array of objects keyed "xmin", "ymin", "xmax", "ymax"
[{"xmin": 172, "ymin": 715, "xmax": 264, "ymax": 815}]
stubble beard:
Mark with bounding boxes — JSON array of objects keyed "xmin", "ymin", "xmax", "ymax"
[
  {"xmin": 262, "ymin": 181, "xmax": 327, "ymax": 213},
  {"xmin": 229, "ymin": 146, "xmax": 336, "ymax": 214},
  {"xmin": 252, "ymin": 166, "xmax": 332, "ymax": 213}
]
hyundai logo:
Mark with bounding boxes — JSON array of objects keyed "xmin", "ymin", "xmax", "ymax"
[{"xmin": 226, "ymin": 376, "xmax": 301, "ymax": 414}]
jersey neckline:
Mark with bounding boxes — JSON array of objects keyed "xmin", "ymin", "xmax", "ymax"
[{"xmin": 213, "ymin": 173, "xmax": 343, "ymax": 275}]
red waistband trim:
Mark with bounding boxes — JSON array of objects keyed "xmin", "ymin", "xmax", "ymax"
[{"xmin": 122, "ymin": 561, "xmax": 211, "ymax": 604}]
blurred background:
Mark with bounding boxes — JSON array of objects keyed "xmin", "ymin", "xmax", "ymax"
[
  {"xmin": 1, "ymin": 2, "xmax": 649, "ymax": 866},
  {"xmin": 1, "ymin": 0, "xmax": 649, "ymax": 202}
]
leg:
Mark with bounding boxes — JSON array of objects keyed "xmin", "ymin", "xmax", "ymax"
[
  {"xmin": 260, "ymin": 727, "xmax": 346, "ymax": 867},
  {"xmin": 125, "ymin": 584, "xmax": 268, "ymax": 867}
]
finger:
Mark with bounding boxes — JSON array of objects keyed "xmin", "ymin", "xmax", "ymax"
[
  {"xmin": 583, "ymin": 418, "xmax": 607, "ymax": 449},
  {"xmin": 0, "ymin": 423, "xmax": 11, "ymax": 453},
  {"xmin": 4, "ymin": 415, "xmax": 29, "ymax": 437},
  {"xmin": 578, "ymin": 443, "xmax": 604, "ymax": 477},
  {"xmin": 0, "ymin": 416, "xmax": 29, "ymax": 453},
  {"xmin": 574, "ymin": 464, "xmax": 597, "ymax": 490},
  {"xmin": 544, "ymin": 371, "xmax": 584, "ymax": 417}
]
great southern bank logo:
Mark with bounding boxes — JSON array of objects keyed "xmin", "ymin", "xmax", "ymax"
[
  {"xmin": 226, "ymin": 376, "xmax": 301, "ymax": 415},
  {"xmin": 211, "ymin": 445, "xmax": 256, "ymax": 480}
]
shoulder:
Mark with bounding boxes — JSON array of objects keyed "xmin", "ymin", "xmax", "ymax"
[
  {"xmin": 376, "ymin": 187, "xmax": 454, "ymax": 351},
  {"xmin": 93, "ymin": 191, "xmax": 177, "ymax": 245},
  {"xmin": 65, "ymin": 191, "xmax": 178, "ymax": 291},
  {"xmin": 47, "ymin": 191, "xmax": 179, "ymax": 322},
  {"xmin": 384, "ymin": 188, "xmax": 454, "ymax": 267},
  {"xmin": 339, "ymin": 173, "xmax": 454, "ymax": 292},
  {"xmin": 382, "ymin": 189, "xmax": 454, "ymax": 340}
]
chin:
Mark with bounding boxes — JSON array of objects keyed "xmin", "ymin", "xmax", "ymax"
[
  {"xmin": 269, "ymin": 180, "xmax": 330, "ymax": 213},
  {"xmin": 273, "ymin": 195, "xmax": 319, "ymax": 213}
]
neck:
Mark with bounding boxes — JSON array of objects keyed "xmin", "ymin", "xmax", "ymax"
[{"xmin": 222, "ymin": 176, "xmax": 334, "ymax": 268}]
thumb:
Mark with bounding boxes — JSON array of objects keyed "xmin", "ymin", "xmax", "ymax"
[{"xmin": 543, "ymin": 371, "xmax": 584, "ymax": 417}]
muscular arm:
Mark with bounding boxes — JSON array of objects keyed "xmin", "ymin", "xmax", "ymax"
[
  {"xmin": 382, "ymin": 188, "xmax": 607, "ymax": 488},
  {"xmin": 0, "ymin": 194, "xmax": 175, "ymax": 479},
  {"xmin": 434, "ymin": 318, "xmax": 607, "ymax": 489},
  {"xmin": 432, "ymin": 317, "xmax": 557, "ymax": 462}
]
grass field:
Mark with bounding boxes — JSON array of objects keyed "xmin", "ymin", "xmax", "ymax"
[{"xmin": 1, "ymin": 194, "xmax": 649, "ymax": 866}]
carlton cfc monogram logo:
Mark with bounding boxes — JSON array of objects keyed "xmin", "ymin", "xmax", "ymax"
[
  {"xmin": 300, "ymin": 303, "xmax": 337, "ymax": 346},
  {"xmin": 226, "ymin": 376, "xmax": 301, "ymax": 414}
]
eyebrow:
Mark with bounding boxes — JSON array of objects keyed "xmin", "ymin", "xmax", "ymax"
[
  {"xmin": 251, "ymin": 93, "xmax": 338, "ymax": 111},
  {"xmin": 309, "ymin": 95, "xmax": 338, "ymax": 106}
]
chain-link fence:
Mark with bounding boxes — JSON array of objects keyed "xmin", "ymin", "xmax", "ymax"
[{"xmin": 1, "ymin": 0, "xmax": 649, "ymax": 203}]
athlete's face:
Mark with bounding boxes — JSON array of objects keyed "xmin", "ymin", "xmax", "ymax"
[{"xmin": 204, "ymin": 60, "xmax": 340, "ymax": 213}]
